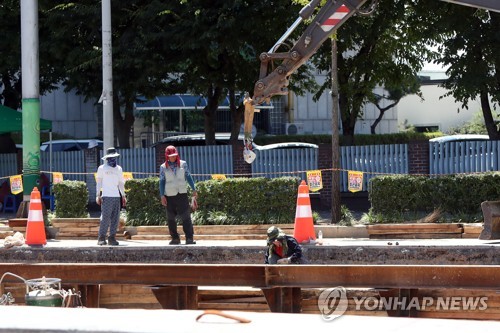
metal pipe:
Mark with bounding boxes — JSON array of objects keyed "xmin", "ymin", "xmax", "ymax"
[{"xmin": 102, "ymin": 0, "xmax": 114, "ymax": 150}]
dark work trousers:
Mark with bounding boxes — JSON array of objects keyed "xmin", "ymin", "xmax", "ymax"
[
  {"xmin": 99, "ymin": 197, "xmax": 121, "ymax": 239},
  {"xmin": 165, "ymin": 193, "xmax": 194, "ymax": 240}
]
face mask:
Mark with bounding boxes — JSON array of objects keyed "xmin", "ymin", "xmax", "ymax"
[{"xmin": 107, "ymin": 157, "xmax": 117, "ymax": 167}]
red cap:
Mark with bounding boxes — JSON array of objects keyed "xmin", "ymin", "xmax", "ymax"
[
  {"xmin": 165, "ymin": 145, "xmax": 178, "ymax": 157},
  {"xmin": 165, "ymin": 145, "xmax": 180, "ymax": 167}
]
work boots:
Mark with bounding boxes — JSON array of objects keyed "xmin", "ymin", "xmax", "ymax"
[
  {"xmin": 185, "ymin": 238, "xmax": 196, "ymax": 245},
  {"xmin": 169, "ymin": 238, "xmax": 181, "ymax": 245},
  {"xmin": 107, "ymin": 236, "xmax": 119, "ymax": 246},
  {"xmin": 97, "ymin": 237, "xmax": 107, "ymax": 246}
]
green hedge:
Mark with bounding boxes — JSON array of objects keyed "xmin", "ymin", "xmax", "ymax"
[
  {"xmin": 125, "ymin": 177, "xmax": 165, "ymax": 226},
  {"xmin": 124, "ymin": 177, "xmax": 300, "ymax": 226},
  {"xmin": 52, "ymin": 181, "xmax": 88, "ymax": 218},
  {"xmin": 194, "ymin": 177, "xmax": 299, "ymax": 225},
  {"xmin": 369, "ymin": 172, "xmax": 500, "ymax": 216},
  {"xmin": 254, "ymin": 132, "xmax": 442, "ymax": 146}
]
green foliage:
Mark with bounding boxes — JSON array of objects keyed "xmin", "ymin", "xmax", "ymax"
[
  {"xmin": 124, "ymin": 177, "xmax": 300, "ymax": 226},
  {"xmin": 125, "ymin": 178, "xmax": 166, "ymax": 226},
  {"xmin": 447, "ymin": 111, "xmax": 490, "ymax": 135},
  {"xmin": 369, "ymin": 173, "xmax": 500, "ymax": 218},
  {"xmin": 193, "ymin": 177, "xmax": 300, "ymax": 225},
  {"xmin": 311, "ymin": 0, "xmax": 444, "ymax": 138},
  {"xmin": 52, "ymin": 181, "xmax": 88, "ymax": 218},
  {"xmin": 254, "ymin": 132, "xmax": 442, "ymax": 146},
  {"xmin": 338, "ymin": 205, "xmax": 355, "ymax": 226}
]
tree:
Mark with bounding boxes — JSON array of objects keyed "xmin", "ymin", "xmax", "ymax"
[
  {"xmin": 369, "ymin": 76, "xmax": 421, "ymax": 134},
  {"xmin": 0, "ymin": 0, "xmax": 65, "ymax": 152},
  {"xmin": 433, "ymin": 4, "xmax": 500, "ymax": 139},
  {"xmin": 163, "ymin": 0, "xmax": 314, "ymax": 145},
  {"xmin": 44, "ymin": 1, "xmax": 180, "ymax": 148},
  {"xmin": 43, "ymin": 1, "xmax": 314, "ymax": 147},
  {"xmin": 311, "ymin": 0, "xmax": 441, "ymax": 143}
]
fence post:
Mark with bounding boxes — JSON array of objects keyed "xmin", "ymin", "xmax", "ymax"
[{"xmin": 408, "ymin": 140, "xmax": 429, "ymax": 175}]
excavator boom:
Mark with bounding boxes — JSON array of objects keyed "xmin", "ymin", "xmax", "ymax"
[{"xmin": 251, "ymin": 0, "xmax": 369, "ymax": 106}]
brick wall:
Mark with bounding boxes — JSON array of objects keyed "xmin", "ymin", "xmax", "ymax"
[
  {"xmin": 408, "ymin": 141, "xmax": 430, "ymax": 175},
  {"xmin": 232, "ymin": 144, "xmax": 252, "ymax": 177},
  {"xmin": 318, "ymin": 144, "xmax": 333, "ymax": 207}
]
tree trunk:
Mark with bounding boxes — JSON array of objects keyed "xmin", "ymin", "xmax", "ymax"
[
  {"xmin": 204, "ymin": 85, "xmax": 222, "ymax": 145},
  {"xmin": 481, "ymin": 90, "xmax": 500, "ymax": 140},
  {"xmin": 113, "ymin": 95, "xmax": 134, "ymax": 148},
  {"xmin": 331, "ymin": 38, "xmax": 341, "ymax": 224},
  {"xmin": 229, "ymin": 89, "xmax": 244, "ymax": 145}
]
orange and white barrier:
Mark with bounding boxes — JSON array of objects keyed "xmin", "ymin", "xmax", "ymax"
[
  {"xmin": 293, "ymin": 180, "xmax": 316, "ymax": 244},
  {"xmin": 25, "ymin": 187, "xmax": 47, "ymax": 246}
]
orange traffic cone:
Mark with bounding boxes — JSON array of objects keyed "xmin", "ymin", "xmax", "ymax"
[
  {"xmin": 25, "ymin": 187, "xmax": 47, "ymax": 246},
  {"xmin": 293, "ymin": 180, "xmax": 316, "ymax": 244}
]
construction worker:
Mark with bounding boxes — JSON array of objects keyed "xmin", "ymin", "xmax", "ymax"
[
  {"xmin": 265, "ymin": 226, "xmax": 305, "ymax": 264},
  {"xmin": 96, "ymin": 147, "xmax": 126, "ymax": 246},
  {"xmin": 159, "ymin": 145, "xmax": 197, "ymax": 245}
]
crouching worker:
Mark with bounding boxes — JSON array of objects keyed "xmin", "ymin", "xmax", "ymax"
[{"xmin": 265, "ymin": 226, "xmax": 306, "ymax": 264}]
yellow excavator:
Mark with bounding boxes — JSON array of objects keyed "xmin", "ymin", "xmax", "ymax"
[{"xmin": 243, "ymin": 0, "xmax": 500, "ymax": 163}]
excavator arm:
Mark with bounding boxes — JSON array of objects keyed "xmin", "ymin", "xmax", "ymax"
[
  {"xmin": 251, "ymin": 0, "xmax": 369, "ymax": 106},
  {"xmin": 242, "ymin": 0, "xmax": 500, "ymax": 163},
  {"xmin": 249, "ymin": 0, "xmax": 500, "ymax": 107}
]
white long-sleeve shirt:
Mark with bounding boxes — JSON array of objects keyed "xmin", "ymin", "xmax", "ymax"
[{"xmin": 96, "ymin": 164, "xmax": 125, "ymax": 197}]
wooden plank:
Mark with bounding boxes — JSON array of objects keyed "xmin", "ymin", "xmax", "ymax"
[
  {"xmin": 367, "ymin": 224, "xmax": 463, "ymax": 234},
  {"xmin": 135, "ymin": 224, "xmax": 293, "ymax": 236},
  {"xmin": 131, "ymin": 234, "xmax": 170, "ymax": 240},
  {"xmin": 265, "ymin": 265, "xmax": 500, "ymax": 289},
  {"xmin": 1, "ymin": 263, "xmax": 500, "ymax": 290},
  {"xmin": 197, "ymin": 302, "xmax": 269, "ymax": 311},
  {"xmin": 370, "ymin": 233, "xmax": 462, "ymax": 239},
  {"xmin": 131, "ymin": 234, "xmax": 265, "ymax": 241},
  {"xmin": 52, "ymin": 222, "xmax": 100, "ymax": 228}
]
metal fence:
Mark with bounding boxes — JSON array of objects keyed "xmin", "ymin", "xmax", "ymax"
[
  {"xmin": 101, "ymin": 148, "xmax": 157, "ymax": 179},
  {"xmin": 177, "ymin": 146, "xmax": 233, "ymax": 181},
  {"xmin": 41, "ymin": 151, "xmax": 85, "ymax": 181},
  {"xmin": 0, "ymin": 154, "xmax": 17, "ymax": 180},
  {"xmin": 429, "ymin": 140, "xmax": 500, "ymax": 175},
  {"xmin": 8, "ymin": 141, "xmax": 500, "ymax": 193},
  {"xmin": 252, "ymin": 148, "xmax": 318, "ymax": 180},
  {"xmin": 340, "ymin": 144, "xmax": 408, "ymax": 192}
]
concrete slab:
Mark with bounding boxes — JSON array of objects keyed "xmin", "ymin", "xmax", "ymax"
[
  {"xmin": 1, "ymin": 237, "xmax": 499, "ymax": 265},
  {"xmin": 0, "ymin": 307, "xmax": 498, "ymax": 333}
]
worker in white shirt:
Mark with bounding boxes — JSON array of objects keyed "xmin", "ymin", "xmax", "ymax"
[{"xmin": 96, "ymin": 147, "xmax": 126, "ymax": 246}]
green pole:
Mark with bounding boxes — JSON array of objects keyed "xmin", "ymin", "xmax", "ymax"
[{"xmin": 22, "ymin": 98, "xmax": 41, "ymax": 200}]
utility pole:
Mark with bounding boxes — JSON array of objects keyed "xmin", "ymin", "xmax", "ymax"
[
  {"xmin": 101, "ymin": 0, "xmax": 114, "ymax": 150},
  {"xmin": 20, "ymin": 0, "xmax": 41, "ymax": 203},
  {"xmin": 330, "ymin": 37, "xmax": 341, "ymax": 224}
]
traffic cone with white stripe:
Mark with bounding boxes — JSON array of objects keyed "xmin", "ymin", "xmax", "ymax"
[
  {"xmin": 293, "ymin": 180, "xmax": 316, "ymax": 244},
  {"xmin": 25, "ymin": 187, "xmax": 47, "ymax": 246}
]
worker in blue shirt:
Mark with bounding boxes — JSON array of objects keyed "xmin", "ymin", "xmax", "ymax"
[{"xmin": 159, "ymin": 145, "xmax": 197, "ymax": 245}]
